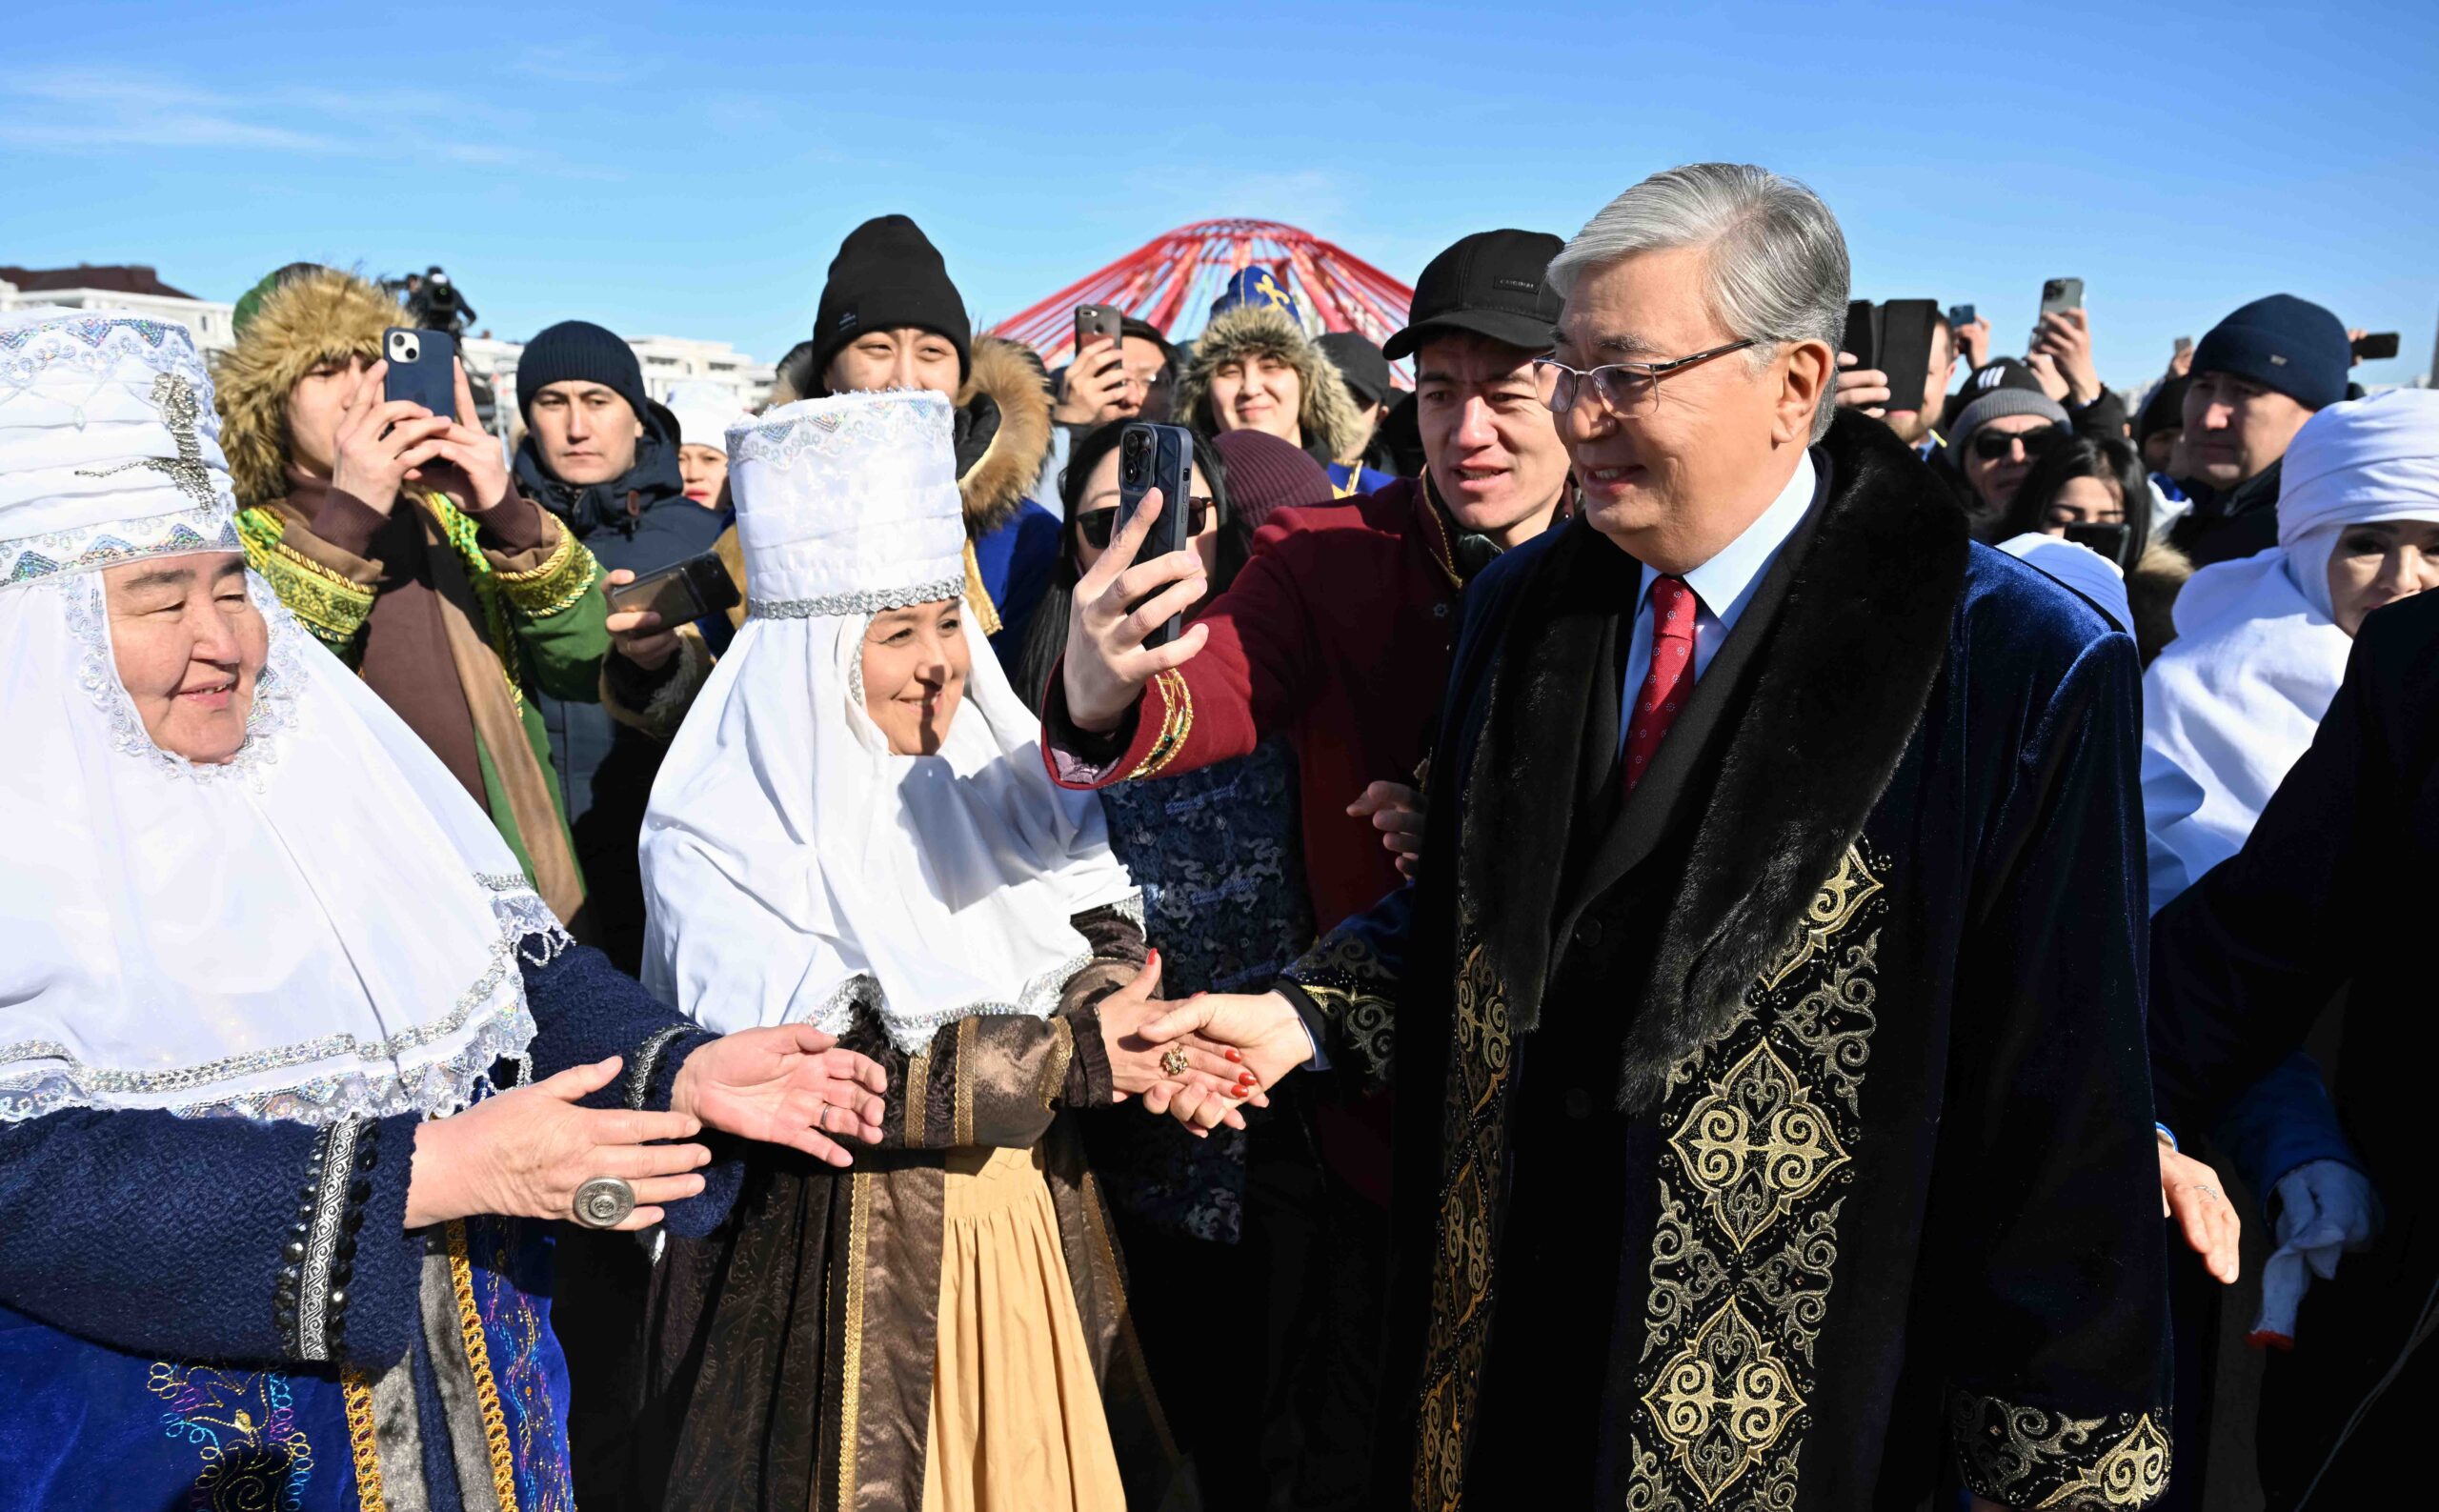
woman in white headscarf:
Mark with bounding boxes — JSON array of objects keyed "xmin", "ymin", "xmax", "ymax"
[
  {"xmin": 634, "ymin": 391, "xmax": 1250, "ymax": 1512},
  {"xmin": 0, "ymin": 309, "xmax": 887, "ymax": 1512},
  {"xmin": 2141, "ymin": 388, "xmax": 2439, "ymax": 1349}
]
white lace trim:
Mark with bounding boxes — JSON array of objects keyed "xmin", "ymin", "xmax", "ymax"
[
  {"xmin": 804, "ymin": 950, "xmax": 1096, "ymax": 1057},
  {"xmin": 749, "ymin": 575, "xmax": 965, "ymax": 621},
  {"xmin": 0, "ymin": 876, "xmax": 566, "ymax": 1124},
  {"xmin": 62, "ymin": 567, "xmax": 310, "ymax": 790},
  {"xmin": 725, "ymin": 390, "xmax": 950, "ymax": 471}
]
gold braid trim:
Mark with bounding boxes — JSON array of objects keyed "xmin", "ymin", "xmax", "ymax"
[
  {"xmin": 444, "ymin": 1220, "xmax": 522, "ymax": 1512},
  {"xmin": 341, "ymin": 1366, "xmax": 388, "ymax": 1512},
  {"xmin": 961, "ymin": 538, "xmax": 1003, "ymax": 636},
  {"xmin": 490, "ymin": 515, "xmax": 602, "ymax": 619},
  {"xmin": 1124, "ymin": 670, "xmax": 1195, "ymax": 780},
  {"xmin": 836, "ymin": 1172, "xmax": 872, "ymax": 1511},
  {"xmin": 903, "ymin": 1049, "xmax": 930, "ymax": 1145},
  {"xmin": 953, "ymin": 1017, "xmax": 978, "ymax": 1147},
  {"xmin": 238, "ymin": 506, "xmax": 373, "ymax": 647}
]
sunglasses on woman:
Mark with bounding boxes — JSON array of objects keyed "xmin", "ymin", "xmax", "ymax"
[
  {"xmin": 1076, "ymin": 496, "xmax": 1219, "ymax": 550},
  {"xmin": 1970, "ymin": 425, "xmax": 2063, "ymax": 461}
]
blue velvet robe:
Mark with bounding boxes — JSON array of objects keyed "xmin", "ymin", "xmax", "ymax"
[
  {"xmin": 1279, "ymin": 413, "xmax": 2173, "ymax": 1509},
  {"xmin": 0, "ymin": 940, "xmax": 728, "ymax": 1512}
]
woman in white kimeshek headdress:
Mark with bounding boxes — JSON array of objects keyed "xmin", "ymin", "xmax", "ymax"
[
  {"xmin": 635, "ymin": 391, "xmax": 1250, "ymax": 1511},
  {"xmin": 0, "ymin": 309, "xmax": 887, "ymax": 1512}
]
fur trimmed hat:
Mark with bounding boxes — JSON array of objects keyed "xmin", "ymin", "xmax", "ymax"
[
  {"xmin": 1175, "ymin": 304, "xmax": 1366, "ymax": 465},
  {"xmin": 212, "ymin": 267, "xmax": 399, "ymax": 509}
]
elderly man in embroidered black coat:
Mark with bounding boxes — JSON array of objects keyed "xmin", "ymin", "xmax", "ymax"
[{"xmin": 1139, "ymin": 164, "xmax": 2172, "ymax": 1510}]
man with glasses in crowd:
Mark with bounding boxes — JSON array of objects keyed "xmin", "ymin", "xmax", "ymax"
[
  {"xmin": 1944, "ymin": 356, "xmax": 2077, "ymax": 536},
  {"xmin": 1138, "ymin": 162, "xmax": 2172, "ymax": 1509}
]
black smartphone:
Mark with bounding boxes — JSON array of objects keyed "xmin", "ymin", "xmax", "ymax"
[
  {"xmin": 1947, "ymin": 303, "xmax": 1976, "ymax": 330},
  {"xmin": 1842, "ymin": 299, "xmax": 1882, "ymax": 371},
  {"xmin": 382, "ymin": 327, "xmax": 457, "ymax": 421},
  {"xmin": 2173, "ymin": 335, "xmax": 2193, "ymax": 358},
  {"xmin": 2062, "ymin": 521, "xmax": 2129, "ymax": 564},
  {"xmin": 2352, "ymin": 332, "xmax": 2401, "ymax": 361},
  {"xmin": 1117, "ymin": 420, "xmax": 1197, "ymax": 649},
  {"xmin": 1075, "ymin": 304, "xmax": 1124, "ymax": 357},
  {"xmin": 1877, "ymin": 299, "xmax": 1940, "ymax": 413},
  {"xmin": 607, "ymin": 551, "xmax": 741, "ymax": 625},
  {"xmin": 2039, "ymin": 278, "xmax": 2085, "ymax": 318}
]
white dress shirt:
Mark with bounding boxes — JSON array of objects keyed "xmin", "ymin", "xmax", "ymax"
[{"xmin": 1618, "ymin": 451, "xmax": 1818, "ymax": 754}]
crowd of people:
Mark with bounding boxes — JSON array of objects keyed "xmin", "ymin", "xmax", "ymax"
[{"xmin": 1, "ymin": 159, "xmax": 2431, "ymax": 1512}]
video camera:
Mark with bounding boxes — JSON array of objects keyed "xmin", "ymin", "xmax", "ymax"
[{"xmin": 405, "ymin": 265, "xmax": 476, "ymax": 336}]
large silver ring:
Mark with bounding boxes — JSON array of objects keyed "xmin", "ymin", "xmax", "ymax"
[{"xmin": 573, "ymin": 1177, "xmax": 636, "ymax": 1229}]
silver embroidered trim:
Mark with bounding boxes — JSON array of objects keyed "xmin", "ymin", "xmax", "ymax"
[
  {"xmin": 748, "ymin": 575, "xmax": 964, "ymax": 622},
  {"xmin": 1, "ymin": 500, "xmax": 243, "ymax": 591},
  {"xmin": 1112, "ymin": 890, "xmax": 1146, "ymax": 933},
  {"xmin": 0, "ymin": 314, "xmax": 213, "ymax": 412},
  {"xmin": 801, "ymin": 949, "xmax": 1097, "ymax": 1057},
  {"xmin": 294, "ymin": 1118, "xmax": 360, "ymax": 1362},
  {"xmin": 0, "ymin": 876, "xmax": 564, "ymax": 1124},
  {"xmin": 724, "ymin": 391, "xmax": 949, "ymax": 470},
  {"xmin": 628, "ymin": 1025, "xmax": 696, "ymax": 1112}
]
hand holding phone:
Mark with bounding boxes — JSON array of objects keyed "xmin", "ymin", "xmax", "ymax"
[
  {"xmin": 2039, "ymin": 278, "xmax": 2085, "ymax": 318},
  {"xmin": 1118, "ymin": 422, "xmax": 1199, "ymax": 650},
  {"xmin": 2351, "ymin": 331, "xmax": 2400, "ymax": 362},
  {"xmin": 383, "ymin": 328, "xmax": 458, "ymax": 422},
  {"xmin": 330, "ymin": 359, "xmax": 456, "ymax": 518},
  {"xmin": 1058, "ymin": 305, "xmax": 1130, "ymax": 425}
]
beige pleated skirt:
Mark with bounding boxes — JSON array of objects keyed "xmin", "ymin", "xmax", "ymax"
[{"xmin": 921, "ymin": 1143, "xmax": 1127, "ymax": 1512}]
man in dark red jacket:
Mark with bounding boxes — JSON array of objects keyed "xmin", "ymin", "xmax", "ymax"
[
  {"xmin": 1043, "ymin": 229, "xmax": 1574, "ymax": 927},
  {"xmin": 1040, "ymin": 229, "xmax": 1572, "ymax": 1506}
]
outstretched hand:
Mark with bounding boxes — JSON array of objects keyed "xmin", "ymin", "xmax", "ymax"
[
  {"xmin": 2161, "ymin": 1143, "xmax": 2240, "ymax": 1285},
  {"xmin": 1061, "ymin": 488, "xmax": 1210, "ymax": 733},
  {"xmin": 1098, "ymin": 954, "xmax": 1267, "ymax": 1135},
  {"xmin": 1138, "ymin": 990, "xmax": 1313, "ymax": 1135},
  {"xmin": 672, "ymin": 1022, "xmax": 890, "ymax": 1168}
]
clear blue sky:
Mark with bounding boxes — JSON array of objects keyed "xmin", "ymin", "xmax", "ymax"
[{"xmin": 6, "ymin": 0, "xmax": 2434, "ymax": 392}]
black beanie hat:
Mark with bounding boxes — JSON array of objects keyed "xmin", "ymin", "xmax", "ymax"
[
  {"xmin": 2139, "ymin": 374, "xmax": 2189, "ymax": 441},
  {"xmin": 811, "ymin": 214, "xmax": 973, "ymax": 392},
  {"xmin": 2191, "ymin": 294, "xmax": 2350, "ymax": 412},
  {"xmin": 516, "ymin": 320, "xmax": 648, "ymax": 422}
]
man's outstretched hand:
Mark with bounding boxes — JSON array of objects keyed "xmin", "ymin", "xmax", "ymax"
[
  {"xmin": 1061, "ymin": 488, "xmax": 1210, "ymax": 734},
  {"xmin": 1136, "ymin": 990, "xmax": 1314, "ymax": 1135}
]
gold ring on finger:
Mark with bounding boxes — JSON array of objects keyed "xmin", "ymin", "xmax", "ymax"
[{"xmin": 1159, "ymin": 1046, "xmax": 1191, "ymax": 1078}]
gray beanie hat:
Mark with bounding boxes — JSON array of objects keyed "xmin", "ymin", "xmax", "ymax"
[{"xmin": 1950, "ymin": 387, "xmax": 2070, "ymax": 455}]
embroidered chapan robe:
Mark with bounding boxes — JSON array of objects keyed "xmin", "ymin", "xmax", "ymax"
[{"xmin": 1280, "ymin": 413, "xmax": 2172, "ymax": 1510}]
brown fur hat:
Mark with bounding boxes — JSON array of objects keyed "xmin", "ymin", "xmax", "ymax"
[
  {"xmin": 212, "ymin": 269, "xmax": 397, "ymax": 509},
  {"xmin": 1175, "ymin": 304, "xmax": 1366, "ymax": 463}
]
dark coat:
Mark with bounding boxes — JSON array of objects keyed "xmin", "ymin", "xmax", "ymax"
[
  {"xmin": 2167, "ymin": 454, "xmax": 2284, "ymax": 569},
  {"xmin": 2149, "ymin": 588, "xmax": 2439, "ymax": 1505},
  {"xmin": 1281, "ymin": 413, "xmax": 2171, "ymax": 1509}
]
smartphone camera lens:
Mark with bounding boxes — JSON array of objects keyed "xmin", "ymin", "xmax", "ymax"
[{"xmin": 392, "ymin": 333, "xmax": 419, "ymax": 364}]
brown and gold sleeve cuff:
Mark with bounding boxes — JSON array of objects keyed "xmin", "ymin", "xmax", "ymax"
[
  {"xmin": 469, "ymin": 492, "xmax": 550, "ymax": 555},
  {"xmin": 492, "ymin": 517, "xmax": 601, "ymax": 619}
]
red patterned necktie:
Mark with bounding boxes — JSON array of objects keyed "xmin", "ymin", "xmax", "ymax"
[{"xmin": 1622, "ymin": 574, "xmax": 1698, "ymax": 792}]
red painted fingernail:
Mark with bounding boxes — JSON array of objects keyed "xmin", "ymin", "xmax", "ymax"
[{"xmin": 1224, "ymin": 1049, "xmax": 1243, "ymax": 1062}]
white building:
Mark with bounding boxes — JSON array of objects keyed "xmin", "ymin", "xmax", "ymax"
[{"xmin": 2, "ymin": 269, "xmax": 776, "ymax": 416}]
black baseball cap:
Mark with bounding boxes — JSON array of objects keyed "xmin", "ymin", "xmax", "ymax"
[
  {"xmin": 1383, "ymin": 229, "xmax": 1566, "ymax": 361},
  {"xmin": 1317, "ymin": 331, "xmax": 1394, "ymax": 405}
]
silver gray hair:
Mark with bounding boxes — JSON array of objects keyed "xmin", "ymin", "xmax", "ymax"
[{"xmin": 1547, "ymin": 163, "xmax": 1850, "ymax": 441}]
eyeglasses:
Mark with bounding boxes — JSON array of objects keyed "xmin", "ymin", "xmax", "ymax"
[
  {"xmin": 1969, "ymin": 425, "xmax": 2063, "ymax": 461},
  {"xmin": 1077, "ymin": 496, "xmax": 1219, "ymax": 550},
  {"xmin": 1532, "ymin": 339, "xmax": 1759, "ymax": 417}
]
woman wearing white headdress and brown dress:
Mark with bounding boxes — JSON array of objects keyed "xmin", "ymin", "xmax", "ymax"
[
  {"xmin": 633, "ymin": 390, "xmax": 1255, "ymax": 1512},
  {"xmin": 0, "ymin": 309, "xmax": 888, "ymax": 1512}
]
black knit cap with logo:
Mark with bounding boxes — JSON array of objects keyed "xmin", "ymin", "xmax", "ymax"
[
  {"xmin": 1383, "ymin": 229, "xmax": 1566, "ymax": 360},
  {"xmin": 810, "ymin": 213, "xmax": 974, "ymax": 391}
]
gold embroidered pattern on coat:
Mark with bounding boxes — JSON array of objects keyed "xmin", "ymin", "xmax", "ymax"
[
  {"xmin": 1640, "ymin": 1299, "xmax": 1808, "ymax": 1501},
  {"xmin": 340, "ymin": 1365, "xmax": 389, "ymax": 1511},
  {"xmin": 491, "ymin": 519, "xmax": 602, "ymax": 619},
  {"xmin": 1667, "ymin": 1041, "xmax": 1852, "ymax": 1252},
  {"xmin": 1125, "ymin": 670, "xmax": 1197, "ymax": 780},
  {"xmin": 836, "ymin": 1171, "xmax": 873, "ymax": 1512},
  {"xmin": 903, "ymin": 1048, "xmax": 930, "ymax": 1145},
  {"xmin": 1948, "ymin": 1393, "xmax": 2171, "ymax": 1509},
  {"xmin": 1629, "ymin": 841, "xmax": 1886, "ymax": 1507},
  {"xmin": 1756, "ymin": 845, "xmax": 1885, "ymax": 991},
  {"xmin": 443, "ymin": 1220, "xmax": 521, "ymax": 1512},
  {"xmin": 238, "ymin": 506, "xmax": 375, "ymax": 646},
  {"xmin": 1410, "ymin": 942, "xmax": 1514, "ymax": 1512},
  {"xmin": 1285, "ymin": 929, "xmax": 1400, "ymax": 1082}
]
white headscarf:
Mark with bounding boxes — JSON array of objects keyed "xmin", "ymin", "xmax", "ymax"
[
  {"xmin": 665, "ymin": 380, "xmax": 753, "ymax": 453},
  {"xmin": 640, "ymin": 391, "xmax": 1136, "ymax": 1052},
  {"xmin": 1998, "ymin": 532, "xmax": 2132, "ymax": 633},
  {"xmin": 2141, "ymin": 388, "xmax": 2439, "ymax": 910},
  {"xmin": 0, "ymin": 309, "xmax": 565, "ymax": 1123}
]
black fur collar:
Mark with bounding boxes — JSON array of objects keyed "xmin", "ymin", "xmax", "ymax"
[{"xmin": 1454, "ymin": 413, "xmax": 1968, "ymax": 1111}]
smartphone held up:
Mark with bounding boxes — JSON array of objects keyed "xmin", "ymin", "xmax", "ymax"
[
  {"xmin": 1117, "ymin": 421, "xmax": 1197, "ymax": 651},
  {"xmin": 382, "ymin": 327, "xmax": 458, "ymax": 422}
]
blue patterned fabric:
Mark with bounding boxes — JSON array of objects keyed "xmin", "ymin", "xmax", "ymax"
[
  {"xmin": 1087, "ymin": 736, "xmax": 1314, "ymax": 1241},
  {"xmin": 0, "ymin": 1218, "xmax": 572, "ymax": 1512}
]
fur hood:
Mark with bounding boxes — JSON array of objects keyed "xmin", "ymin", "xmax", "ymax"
[
  {"xmin": 2126, "ymin": 536, "xmax": 2193, "ymax": 667},
  {"xmin": 763, "ymin": 333, "xmax": 1050, "ymax": 538},
  {"xmin": 1175, "ymin": 305, "xmax": 1366, "ymax": 465},
  {"xmin": 211, "ymin": 269, "xmax": 397, "ymax": 510}
]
